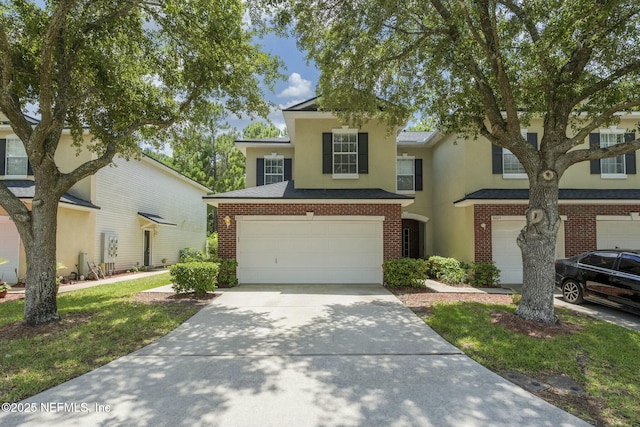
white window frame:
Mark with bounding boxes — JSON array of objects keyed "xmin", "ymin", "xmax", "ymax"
[
  {"xmin": 502, "ymin": 129, "xmax": 528, "ymax": 179},
  {"xmin": 4, "ymin": 136, "xmax": 29, "ymax": 178},
  {"xmin": 396, "ymin": 155, "xmax": 415, "ymax": 193},
  {"xmin": 332, "ymin": 128, "xmax": 358, "ymax": 179},
  {"xmin": 600, "ymin": 128, "xmax": 626, "ymax": 179},
  {"xmin": 264, "ymin": 154, "xmax": 285, "ymax": 185},
  {"xmin": 402, "ymin": 228, "xmax": 410, "ymax": 257}
]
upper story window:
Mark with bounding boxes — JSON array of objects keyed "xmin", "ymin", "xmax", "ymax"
[
  {"xmin": 322, "ymin": 129, "xmax": 368, "ymax": 178},
  {"xmin": 589, "ymin": 129, "xmax": 636, "ymax": 178},
  {"xmin": 492, "ymin": 130, "xmax": 537, "ymax": 179},
  {"xmin": 397, "ymin": 157, "xmax": 415, "ymax": 192},
  {"xmin": 264, "ymin": 155, "xmax": 284, "ymax": 185},
  {"xmin": 4, "ymin": 137, "xmax": 28, "ymax": 177},
  {"xmin": 333, "ymin": 130, "xmax": 358, "ymax": 177},
  {"xmin": 600, "ymin": 132, "xmax": 626, "ymax": 177}
]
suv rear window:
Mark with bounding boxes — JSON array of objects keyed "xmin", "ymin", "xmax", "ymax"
[{"xmin": 580, "ymin": 252, "xmax": 618, "ymax": 270}]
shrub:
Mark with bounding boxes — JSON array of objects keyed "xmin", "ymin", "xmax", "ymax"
[
  {"xmin": 383, "ymin": 258, "xmax": 429, "ymax": 287},
  {"xmin": 169, "ymin": 262, "xmax": 219, "ymax": 297},
  {"xmin": 427, "ymin": 256, "xmax": 467, "ymax": 284},
  {"xmin": 468, "ymin": 261, "xmax": 501, "ymax": 287},
  {"xmin": 179, "ymin": 247, "xmax": 208, "ymax": 263},
  {"xmin": 216, "ymin": 259, "xmax": 238, "ymax": 287},
  {"xmin": 207, "ymin": 233, "xmax": 218, "ymax": 259}
]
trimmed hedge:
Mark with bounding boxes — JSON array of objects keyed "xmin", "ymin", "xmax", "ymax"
[
  {"xmin": 217, "ymin": 259, "xmax": 238, "ymax": 288},
  {"xmin": 427, "ymin": 256, "xmax": 467, "ymax": 284},
  {"xmin": 170, "ymin": 262, "xmax": 218, "ymax": 297},
  {"xmin": 468, "ymin": 261, "xmax": 501, "ymax": 287},
  {"xmin": 383, "ymin": 258, "xmax": 429, "ymax": 287}
]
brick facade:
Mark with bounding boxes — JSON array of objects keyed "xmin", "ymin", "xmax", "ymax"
[
  {"xmin": 217, "ymin": 203, "xmax": 403, "ymax": 260},
  {"xmin": 474, "ymin": 203, "xmax": 640, "ymax": 261}
]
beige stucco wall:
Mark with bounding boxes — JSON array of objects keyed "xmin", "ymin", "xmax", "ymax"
[
  {"xmin": 55, "ymin": 206, "xmax": 96, "ymax": 279},
  {"xmin": 53, "ymin": 133, "xmax": 95, "ymax": 202},
  {"xmin": 292, "ymin": 118, "xmax": 399, "ymax": 192},
  {"xmin": 430, "ymin": 134, "xmax": 475, "ymax": 262}
]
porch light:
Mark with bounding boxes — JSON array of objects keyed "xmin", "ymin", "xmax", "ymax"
[{"xmin": 224, "ymin": 216, "xmax": 231, "ymax": 229}]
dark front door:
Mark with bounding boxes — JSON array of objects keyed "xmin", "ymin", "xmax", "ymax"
[
  {"xmin": 143, "ymin": 230, "xmax": 151, "ymax": 266},
  {"xmin": 402, "ymin": 219, "xmax": 421, "ymax": 259}
]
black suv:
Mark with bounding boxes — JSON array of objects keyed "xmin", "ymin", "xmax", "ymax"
[{"xmin": 555, "ymin": 249, "xmax": 640, "ymax": 313}]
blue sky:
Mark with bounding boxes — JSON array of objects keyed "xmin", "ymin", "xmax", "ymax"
[{"xmin": 226, "ymin": 32, "xmax": 320, "ymax": 133}]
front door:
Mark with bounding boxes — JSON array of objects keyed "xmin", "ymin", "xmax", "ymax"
[{"xmin": 143, "ymin": 230, "xmax": 151, "ymax": 266}]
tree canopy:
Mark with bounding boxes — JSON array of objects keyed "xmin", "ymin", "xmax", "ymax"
[
  {"xmin": 0, "ymin": 0, "xmax": 281, "ymax": 325},
  {"xmin": 274, "ymin": 0, "xmax": 640, "ymax": 324}
]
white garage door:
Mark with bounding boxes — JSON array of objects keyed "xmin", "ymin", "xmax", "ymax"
[
  {"xmin": 237, "ymin": 217, "xmax": 383, "ymax": 284},
  {"xmin": 492, "ymin": 217, "xmax": 565, "ymax": 285},
  {"xmin": 597, "ymin": 219, "xmax": 640, "ymax": 250},
  {"xmin": 0, "ymin": 217, "xmax": 20, "ymax": 284}
]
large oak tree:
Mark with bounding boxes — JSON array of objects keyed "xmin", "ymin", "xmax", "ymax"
[
  {"xmin": 274, "ymin": 0, "xmax": 640, "ymax": 324},
  {"xmin": 0, "ymin": 1, "xmax": 280, "ymax": 325}
]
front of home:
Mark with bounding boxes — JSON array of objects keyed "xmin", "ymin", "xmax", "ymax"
[
  {"xmin": 205, "ymin": 97, "xmax": 640, "ymax": 285},
  {"xmin": 0, "ymin": 115, "xmax": 209, "ymax": 284}
]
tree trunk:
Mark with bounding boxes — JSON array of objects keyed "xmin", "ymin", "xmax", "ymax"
[
  {"xmin": 22, "ymin": 192, "xmax": 61, "ymax": 326},
  {"xmin": 515, "ymin": 172, "xmax": 561, "ymax": 325}
]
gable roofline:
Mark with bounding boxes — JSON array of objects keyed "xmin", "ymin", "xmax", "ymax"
[
  {"xmin": 140, "ymin": 154, "xmax": 212, "ymax": 193},
  {"xmin": 203, "ymin": 181, "xmax": 414, "ymax": 207}
]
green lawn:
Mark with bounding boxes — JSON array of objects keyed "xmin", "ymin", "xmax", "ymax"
[
  {"xmin": 0, "ymin": 273, "xmax": 202, "ymax": 403},
  {"xmin": 423, "ymin": 302, "xmax": 640, "ymax": 426}
]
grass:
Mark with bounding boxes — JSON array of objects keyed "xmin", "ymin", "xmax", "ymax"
[
  {"xmin": 423, "ymin": 302, "xmax": 640, "ymax": 426},
  {"xmin": 0, "ymin": 273, "xmax": 202, "ymax": 404}
]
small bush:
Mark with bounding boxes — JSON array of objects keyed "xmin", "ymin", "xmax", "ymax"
[
  {"xmin": 468, "ymin": 261, "xmax": 501, "ymax": 287},
  {"xmin": 170, "ymin": 262, "xmax": 219, "ymax": 297},
  {"xmin": 427, "ymin": 256, "xmax": 467, "ymax": 284},
  {"xmin": 216, "ymin": 259, "xmax": 238, "ymax": 287},
  {"xmin": 384, "ymin": 258, "xmax": 429, "ymax": 287},
  {"xmin": 179, "ymin": 247, "xmax": 208, "ymax": 263},
  {"xmin": 207, "ymin": 233, "xmax": 218, "ymax": 259}
]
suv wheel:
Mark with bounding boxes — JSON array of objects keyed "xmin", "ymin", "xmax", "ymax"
[{"xmin": 562, "ymin": 279, "xmax": 584, "ymax": 304}]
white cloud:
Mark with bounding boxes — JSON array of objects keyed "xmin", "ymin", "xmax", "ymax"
[{"xmin": 277, "ymin": 73, "xmax": 313, "ymax": 99}]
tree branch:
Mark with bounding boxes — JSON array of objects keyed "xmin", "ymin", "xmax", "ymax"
[{"xmin": 559, "ymin": 135, "xmax": 640, "ymax": 170}]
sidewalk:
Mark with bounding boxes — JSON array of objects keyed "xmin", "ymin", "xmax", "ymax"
[{"xmin": 5, "ymin": 269, "xmax": 170, "ymax": 296}]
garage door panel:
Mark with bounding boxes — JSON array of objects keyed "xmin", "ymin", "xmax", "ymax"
[
  {"xmin": 597, "ymin": 221, "xmax": 640, "ymax": 250},
  {"xmin": 237, "ymin": 219, "xmax": 383, "ymax": 284},
  {"xmin": 492, "ymin": 218, "xmax": 564, "ymax": 285}
]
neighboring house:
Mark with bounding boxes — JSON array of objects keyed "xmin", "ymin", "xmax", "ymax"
[
  {"xmin": 0, "ymin": 115, "xmax": 209, "ymax": 284},
  {"xmin": 205, "ymin": 97, "xmax": 640, "ymax": 285}
]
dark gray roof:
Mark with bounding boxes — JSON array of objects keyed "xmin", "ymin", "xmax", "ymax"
[
  {"xmin": 3, "ymin": 180, "xmax": 100, "ymax": 209},
  {"xmin": 204, "ymin": 181, "xmax": 413, "ymax": 200},
  {"xmin": 283, "ymin": 97, "xmax": 321, "ymax": 112},
  {"xmin": 235, "ymin": 137, "xmax": 291, "ymax": 144},
  {"xmin": 455, "ymin": 188, "xmax": 640, "ymax": 204},
  {"xmin": 138, "ymin": 212, "xmax": 176, "ymax": 226}
]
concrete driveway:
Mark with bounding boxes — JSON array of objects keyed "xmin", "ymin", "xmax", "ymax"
[{"xmin": 1, "ymin": 284, "xmax": 589, "ymax": 427}]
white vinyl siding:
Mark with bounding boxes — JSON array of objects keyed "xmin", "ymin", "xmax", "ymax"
[{"xmin": 94, "ymin": 156, "xmax": 207, "ymax": 271}]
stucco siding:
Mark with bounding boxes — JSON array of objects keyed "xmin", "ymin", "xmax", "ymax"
[{"xmin": 93, "ymin": 156, "xmax": 207, "ymax": 271}]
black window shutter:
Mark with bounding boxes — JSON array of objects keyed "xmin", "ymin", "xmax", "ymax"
[
  {"xmin": 358, "ymin": 132, "xmax": 368, "ymax": 174},
  {"xmin": 322, "ymin": 132, "xmax": 332, "ymax": 174},
  {"xmin": 414, "ymin": 158, "xmax": 423, "ymax": 191},
  {"xmin": 284, "ymin": 158, "xmax": 292, "ymax": 181},
  {"xmin": 0, "ymin": 139, "xmax": 5, "ymax": 175},
  {"xmin": 589, "ymin": 133, "xmax": 601, "ymax": 174},
  {"xmin": 527, "ymin": 132, "xmax": 538, "ymax": 149},
  {"xmin": 27, "ymin": 159, "xmax": 33, "ymax": 175},
  {"xmin": 256, "ymin": 158, "xmax": 264, "ymax": 186},
  {"xmin": 625, "ymin": 133, "xmax": 636, "ymax": 175},
  {"xmin": 491, "ymin": 144, "xmax": 502, "ymax": 174}
]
